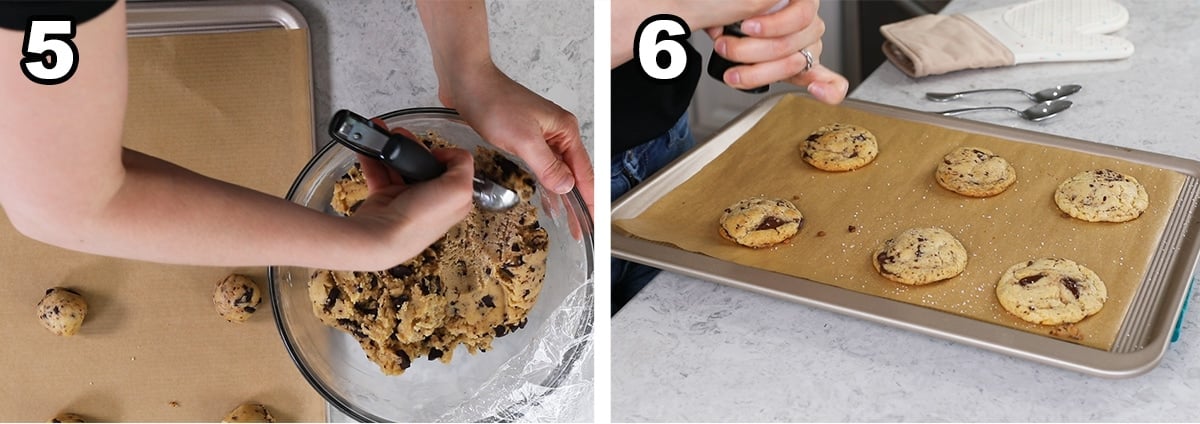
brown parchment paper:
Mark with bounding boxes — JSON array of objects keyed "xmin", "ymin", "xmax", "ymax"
[
  {"xmin": 614, "ymin": 95, "xmax": 1186, "ymax": 351},
  {"xmin": 0, "ymin": 30, "xmax": 323, "ymax": 421}
]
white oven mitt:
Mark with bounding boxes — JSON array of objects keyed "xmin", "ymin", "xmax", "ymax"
[{"xmin": 880, "ymin": 0, "xmax": 1134, "ymax": 78}]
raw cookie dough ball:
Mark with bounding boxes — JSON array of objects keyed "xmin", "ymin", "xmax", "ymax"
[
  {"xmin": 49, "ymin": 412, "xmax": 85, "ymax": 423},
  {"xmin": 1054, "ymin": 169, "xmax": 1148, "ymax": 222},
  {"xmin": 996, "ymin": 258, "xmax": 1108, "ymax": 326},
  {"xmin": 213, "ymin": 274, "xmax": 262, "ymax": 323},
  {"xmin": 331, "ymin": 163, "xmax": 369, "ymax": 216},
  {"xmin": 872, "ymin": 227, "xmax": 968, "ymax": 285},
  {"xmin": 222, "ymin": 403, "xmax": 275, "ymax": 423},
  {"xmin": 719, "ymin": 197, "xmax": 805, "ymax": 248},
  {"xmin": 935, "ymin": 146, "xmax": 1017, "ymax": 197},
  {"xmin": 36, "ymin": 288, "xmax": 88, "ymax": 336},
  {"xmin": 800, "ymin": 123, "xmax": 879, "ymax": 171}
]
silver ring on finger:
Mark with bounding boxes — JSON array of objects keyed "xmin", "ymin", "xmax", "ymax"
[{"xmin": 800, "ymin": 49, "xmax": 814, "ymax": 73}]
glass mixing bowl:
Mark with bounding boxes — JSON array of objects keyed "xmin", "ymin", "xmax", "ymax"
[{"xmin": 269, "ymin": 108, "xmax": 594, "ymax": 422}]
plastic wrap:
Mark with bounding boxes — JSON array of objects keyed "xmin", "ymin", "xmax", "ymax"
[{"xmin": 437, "ymin": 282, "xmax": 594, "ymax": 423}]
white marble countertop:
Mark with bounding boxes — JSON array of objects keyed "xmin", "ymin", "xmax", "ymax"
[
  {"xmin": 287, "ymin": 0, "xmax": 593, "ymax": 156},
  {"xmin": 612, "ymin": 0, "xmax": 1200, "ymax": 421},
  {"xmin": 278, "ymin": 0, "xmax": 593, "ymax": 421}
]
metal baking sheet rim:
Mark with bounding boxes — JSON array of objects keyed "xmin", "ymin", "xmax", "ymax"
[
  {"xmin": 612, "ymin": 93, "xmax": 1200, "ymax": 378},
  {"xmin": 125, "ymin": 0, "xmax": 331, "ymax": 418}
]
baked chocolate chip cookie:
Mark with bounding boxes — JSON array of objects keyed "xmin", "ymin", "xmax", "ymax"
[
  {"xmin": 872, "ymin": 227, "xmax": 968, "ymax": 285},
  {"xmin": 718, "ymin": 197, "xmax": 804, "ymax": 248},
  {"xmin": 935, "ymin": 147, "xmax": 1017, "ymax": 197},
  {"xmin": 1054, "ymin": 169, "xmax": 1148, "ymax": 222},
  {"xmin": 996, "ymin": 258, "xmax": 1107, "ymax": 326},
  {"xmin": 800, "ymin": 123, "xmax": 879, "ymax": 171}
]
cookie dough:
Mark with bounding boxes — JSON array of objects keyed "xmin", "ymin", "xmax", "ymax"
[
  {"xmin": 996, "ymin": 258, "xmax": 1108, "ymax": 325},
  {"xmin": 331, "ymin": 164, "xmax": 369, "ymax": 216},
  {"xmin": 718, "ymin": 197, "xmax": 804, "ymax": 248},
  {"xmin": 213, "ymin": 274, "xmax": 262, "ymax": 323},
  {"xmin": 935, "ymin": 147, "xmax": 1017, "ymax": 197},
  {"xmin": 36, "ymin": 288, "xmax": 88, "ymax": 336},
  {"xmin": 1054, "ymin": 169, "xmax": 1149, "ymax": 222},
  {"xmin": 222, "ymin": 403, "xmax": 275, "ymax": 423},
  {"xmin": 49, "ymin": 413, "xmax": 85, "ymax": 423},
  {"xmin": 872, "ymin": 227, "xmax": 968, "ymax": 285},
  {"xmin": 800, "ymin": 123, "xmax": 879, "ymax": 171},
  {"xmin": 309, "ymin": 132, "xmax": 548, "ymax": 376}
]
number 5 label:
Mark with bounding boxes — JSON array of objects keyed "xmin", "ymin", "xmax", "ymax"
[
  {"xmin": 21, "ymin": 18, "xmax": 79, "ymax": 85},
  {"xmin": 634, "ymin": 15, "xmax": 691, "ymax": 81}
]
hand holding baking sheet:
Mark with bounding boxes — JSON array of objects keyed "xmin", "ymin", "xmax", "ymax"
[{"xmin": 881, "ymin": 0, "xmax": 1134, "ymax": 78}]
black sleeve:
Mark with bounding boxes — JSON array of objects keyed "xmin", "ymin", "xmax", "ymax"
[{"xmin": 0, "ymin": 1, "xmax": 118, "ymax": 31}]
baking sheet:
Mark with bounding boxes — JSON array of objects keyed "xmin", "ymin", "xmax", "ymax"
[
  {"xmin": 0, "ymin": 27, "xmax": 323, "ymax": 421},
  {"xmin": 614, "ymin": 95, "xmax": 1186, "ymax": 351}
]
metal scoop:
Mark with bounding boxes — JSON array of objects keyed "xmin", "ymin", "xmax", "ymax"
[
  {"xmin": 926, "ymin": 84, "xmax": 1082, "ymax": 102},
  {"xmin": 472, "ymin": 175, "xmax": 519, "ymax": 211},
  {"xmin": 328, "ymin": 109, "xmax": 519, "ymax": 211},
  {"xmin": 936, "ymin": 99, "xmax": 1073, "ymax": 122}
]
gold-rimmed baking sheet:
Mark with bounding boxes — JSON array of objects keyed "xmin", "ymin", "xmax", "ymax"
[{"xmin": 614, "ymin": 94, "xmax": 1187, "ymax": 351}]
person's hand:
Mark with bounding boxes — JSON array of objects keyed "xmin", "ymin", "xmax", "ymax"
[
  {"xmin": 704, "ymin": 0, "xmax": 849, "ymax": 104},
  {"xmin": 439, "ymin": 65, "xmax": 595, "ymax": 217},
  {"xmin": 346, "ymin": 125, "xmax": 475, "ymax": 270}
]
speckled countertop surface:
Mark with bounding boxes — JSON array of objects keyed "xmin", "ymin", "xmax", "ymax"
[
  {"xmin": 287, "ymin": 0, "xmax": 593, "ymax": 155},
  {"xmin": 278, "ymin": 0, "xmax": 592, "ymax": 421},
  {"xmin": 612, "ymin": 0, "xmax": 1200, "ymax": 421}
]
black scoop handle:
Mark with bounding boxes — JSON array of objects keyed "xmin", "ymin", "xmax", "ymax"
[
  {"xmin": 380, "ymin": 132, "xmax": 445, "ymax": 182},
  {"xmin": 329, "ymin": 109, "xmax": 445, "ymax": 182}
]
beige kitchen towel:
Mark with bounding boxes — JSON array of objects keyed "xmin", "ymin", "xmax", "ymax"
[{"xmin": 881, "ymin": 14, "xmax": 1013, "ymax": 78}]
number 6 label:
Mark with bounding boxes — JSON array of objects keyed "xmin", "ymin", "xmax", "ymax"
[
  {"xmin": 21, "ymin": 18, "xmax": 79, "ymax": 85},
  {"xmin": 634, "ymin": 15, "xmax": 691, "ymax": 81}
]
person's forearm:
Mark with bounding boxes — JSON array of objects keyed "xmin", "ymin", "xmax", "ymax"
[
  {"xmin": 99, "ymin": 150, "xmax": 379, "ymax": 268},
  {"xmin": 416, "ymin": 0, "xmax": 495, "ymax": 104},
  {"xmin": 8, "ymin": 149, "xmax": 383, "ymax": 270},
  {"xmin": 611, "ymin": 0, "xmax": 661, "ymax": 67},
  {"xmin": 0, "ymin": 2, "xmax": 383, "ymax": 270}
]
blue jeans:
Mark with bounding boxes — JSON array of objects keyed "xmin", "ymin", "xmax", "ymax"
[{"xmin": 611, "ymin": 114, "xmax": 696, "ymax": 314}]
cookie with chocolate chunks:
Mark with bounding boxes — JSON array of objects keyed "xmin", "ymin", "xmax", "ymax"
[
  {"xmin": 800, "ymin": 123, "xmax": 878, "ymax": 171},
  {"xmin": 718, "ymin": 197, "xmax": 804, "ymax": 248},
  {"xmin": 872, "ymin": 227, "xmax": 967, "ymax": 285},
  {"xmin": 935, "ymin": 146, "xmax": 1017, "ymax": 197},
  {"xmin": 1054, "ymin": 169, "xmax": 1148, "ymax": 222},
  {"xmin": 996, "ymin": 258, "xmax": 1107, "ymax": 326}
]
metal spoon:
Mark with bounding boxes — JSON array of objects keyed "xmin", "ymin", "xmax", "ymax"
[
  {"xmin": 926, "ymin": 84, "xmax": 1082, "ymax": 102},
  {"xmin": 937, "ymin": 100, "xmax": 1073, "ymax": 122},
  {"xmin": 473, "ymin": 176, "xmax": 520, "ymax": 211}
]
